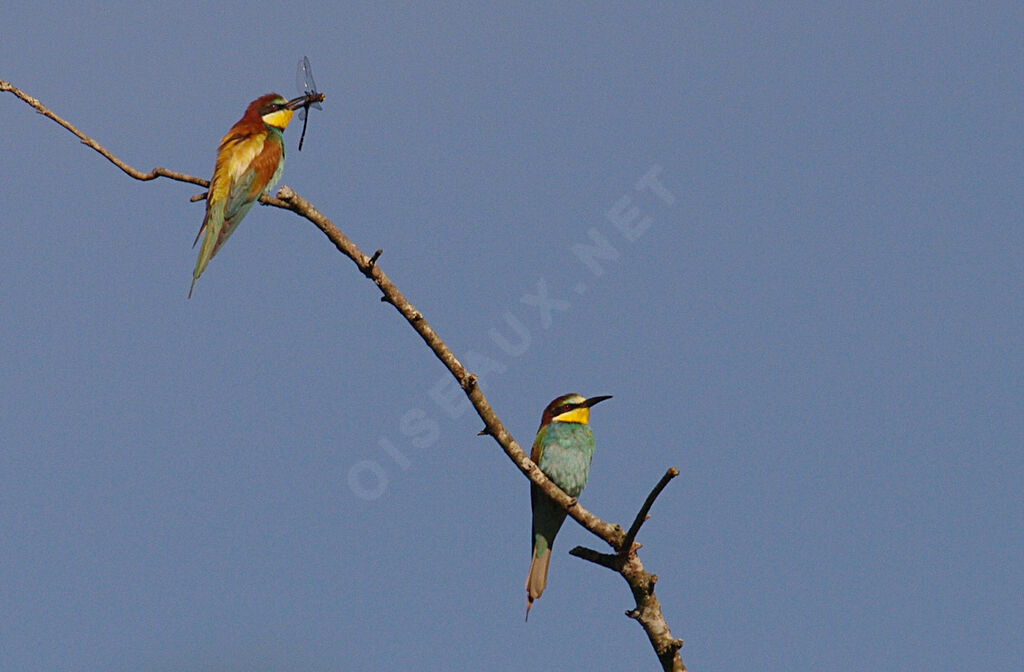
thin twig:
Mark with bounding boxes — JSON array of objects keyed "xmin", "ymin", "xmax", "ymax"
[
  {"xmin": 622, "ymin": 467, "xmax": 679, "ymax": 554},
  {"xmin": 1, "ymin": 80, "xmax": 208, "ymax": 188},
  {"xmin": 568, "ymin": 545, "xmax": 620, "ymax": 570}
]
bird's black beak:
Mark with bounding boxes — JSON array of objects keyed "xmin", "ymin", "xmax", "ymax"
[
  {"xmin": 583, "ymin": 395, "xmax": 613, "ymax": 408},
  {"xmin": 286, "ymin": 92, "xmax": 327, "ymax": 111}
]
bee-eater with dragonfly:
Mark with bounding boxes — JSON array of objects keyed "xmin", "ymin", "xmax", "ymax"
[
  {"xmin": 188, "ymin": 59, "xmax": 325, "ymax": 298},
  {"xmin": 525, "ymin": 393, "xmax": 612, "ymax": 620}
]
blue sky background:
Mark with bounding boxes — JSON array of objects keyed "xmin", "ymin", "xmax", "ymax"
[{"xmin": 3, "ymin": 3, "xmax": 1022, "ymax": 670}]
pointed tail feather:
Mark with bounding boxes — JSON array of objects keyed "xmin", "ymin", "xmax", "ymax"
[
  {"xmin": 189, "ymin": 219, "xmax": 208, "ymax": 299},
  {"xmin": 525, "ymin": 547, "xmax": 551, "ymax": 621}
]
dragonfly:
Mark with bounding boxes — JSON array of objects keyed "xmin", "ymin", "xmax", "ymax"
[{"xmin": 286, "ymin": 55, "xmax": 325, "ymax": 151}]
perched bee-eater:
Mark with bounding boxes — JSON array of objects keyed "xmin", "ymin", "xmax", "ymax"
[
  {"xmin": 526, "ymin": 393, "xmax": 612, "ymax": 620},
  {"xmin": 189, "ymin": 92, "xmax": 311, "ymax": 298}
]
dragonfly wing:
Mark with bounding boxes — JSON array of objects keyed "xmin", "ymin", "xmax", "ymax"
[{"xmin": 297, "ymin": 56, "xmax": 322, "ymax": 115}]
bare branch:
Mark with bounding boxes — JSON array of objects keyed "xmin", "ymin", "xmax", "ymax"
[
  {"xmin": 622, "ymin": 467, "xmax": 679, "ymax": 554},
  {"xmin": 571, "ymin": 467, "xmax": 678, "ymax": 569},
  {"xmin": 1, "ymin": 80, "xmax": 208, "ymax": 187},
  {"xmin": 568, "ymin": 545, "xmax": 620, "ymax": 570},
  {"xmin": 569, "ymin": 468, "xmax": 686, "ymax": 672},
  {"xmin": 2, "ymin": 78, "xmax": 281, "ymax": 213},
  {"xmin": 621, "ymin": 554, "xmax": 687, "ymax": 672},
  {"xmin": 5, "ymin": 81, "xmax": 687, "ymax": 672},
  {"xmin": 275, "ymin": 187, "xmax": 629, "ymax": 547}
]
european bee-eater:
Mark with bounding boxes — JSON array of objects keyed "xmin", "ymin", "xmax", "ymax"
[
  {"xmin": 188, "ymin": 92, "xmax": 311, "ymax": 298},
  {"xmin": 526, "ymin": 393, "xmax": 612, "ymax": 620}
]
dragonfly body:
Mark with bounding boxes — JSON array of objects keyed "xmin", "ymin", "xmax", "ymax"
[{"xmin": 295, "ymin": 56, "xmax": 324, "ymax": 150}]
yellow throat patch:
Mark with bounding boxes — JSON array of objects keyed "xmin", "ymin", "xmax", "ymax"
[
  {"xmin": 552, "ymin": 407, "xmax": 590, "ymax": 424},
  {"xmin": 262, "ymin": 107, "xmax": 294, "ymax": 130}
]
